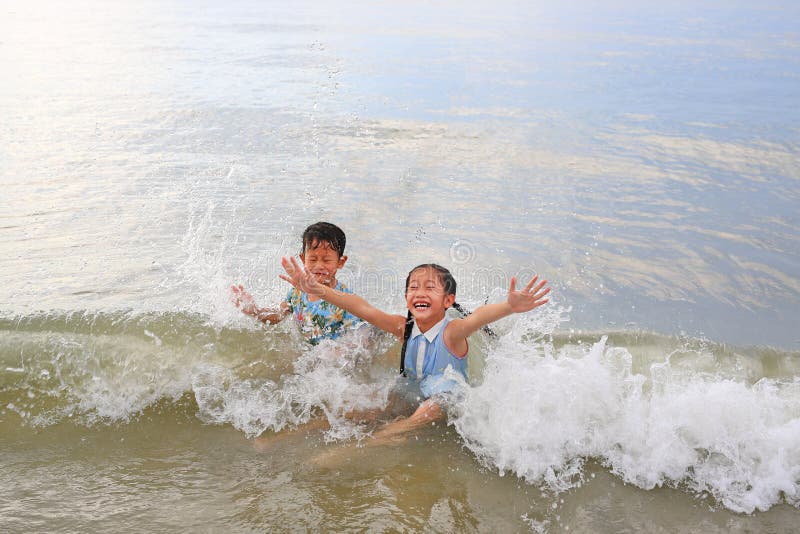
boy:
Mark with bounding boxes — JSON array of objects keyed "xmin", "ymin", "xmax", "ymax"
[{"xmin": 231, "ymin": 222, "xmax": 362, "ymax": 344}]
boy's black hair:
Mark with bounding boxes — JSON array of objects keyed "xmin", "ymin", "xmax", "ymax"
[
  {"xmin": 301, "ymin": 222, "xmax": 346, "ymax": 257},
  {"xmin": 398, "ymin": 264, "xmax": 495, "ymax": 375}
]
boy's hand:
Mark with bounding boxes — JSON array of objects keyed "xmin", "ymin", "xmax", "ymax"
[
  {"xmin": 231, "ymin": 284, "xmax": 258, "ymax": 316},
  {"xmin": 507, "ymin": 275, "xmax": 550, "ymax": 313},
  {"xmin": 280, "ymin": 256, "xmax": 326, "ymax": 297}
]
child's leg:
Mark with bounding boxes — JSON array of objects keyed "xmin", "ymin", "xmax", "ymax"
[
  {"xmin": 344, "ymin": 408, "xmax": 384, "ymax": 423},
  {"xmin": 310, "ymin": 399, "xmax": 444, "ymax": 467},
  {"xmin": 367, "ymin": 399, "xmax": 444, "ymax": 445},
  {"xmin": 253, "ymin": 417, "xmax": 330, "ymax": 451},
  {"xmin": 253, "ymin": 405, "xmax": 387, "ymax": 451}
]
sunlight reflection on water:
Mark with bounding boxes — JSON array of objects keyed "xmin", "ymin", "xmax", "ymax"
[{"xmin": 1, "ymin": 5, "xmax": 799, "ymax": 328}]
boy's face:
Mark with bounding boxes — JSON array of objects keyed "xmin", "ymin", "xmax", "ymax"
[{"xmin": 299, "ymin": 240, "xmax": 346, "ymax": 287}]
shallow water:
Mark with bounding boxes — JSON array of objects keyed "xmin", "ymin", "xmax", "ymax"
[{"xmin": 2, "ymin": 0, "xmax": 799, "ymax": 531}]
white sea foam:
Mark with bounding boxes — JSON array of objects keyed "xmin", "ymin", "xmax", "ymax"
[
  {"xmin": 450, "ymin": 316, "xmax": 800, "ymax": 514},
  {"xmin": 192, "ymin": 327, "xmax": 395, "ymax": 440}
]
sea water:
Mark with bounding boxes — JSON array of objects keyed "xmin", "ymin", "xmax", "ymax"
[{"xmin": 1, "ymin": 0, "xmax": 799, "ymax": 531}]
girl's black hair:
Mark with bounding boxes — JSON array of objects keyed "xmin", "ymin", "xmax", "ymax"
[
  {"xmin": 399, "ymin": 264, "xmax": 496, "ymax": 375},
  {"xmin": 301, "ymin": 222, "xmax": 346, "ymax": 257}
]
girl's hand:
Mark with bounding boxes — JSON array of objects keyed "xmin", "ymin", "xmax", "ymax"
[
  {"xmin": 280, "ymin": 256, "xmax": 326, "ymax": 297},
  {"xmin": 507, "ymin": 275, "xmax": 550, "ymax": 313},
  {"xmin": 230, "ymin": 284, "xmax": 258, "ymax": 315}
]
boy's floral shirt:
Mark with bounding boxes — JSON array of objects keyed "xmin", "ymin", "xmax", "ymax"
[{"xmin": 285, "ymin": 281, "xmax": 362, "ymax": 344}]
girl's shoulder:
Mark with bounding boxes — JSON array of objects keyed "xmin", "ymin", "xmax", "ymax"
[{"xmin": 442, "ymin": 316, "xmax": 469, "ymax": 358}]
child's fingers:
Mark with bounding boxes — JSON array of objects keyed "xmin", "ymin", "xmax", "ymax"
[
  {"xmin": 291, "ymin": 256, "xmax": 304, "ymax": 273},
  {"xmin": 522, "ymin": 275, "xmax": 539, "ymax": 292},
  {"xmin": 531, "ymin": 286, "xmax": 551, "ymax": 303},
  {"xmin": 535, "ymin": 279, "xmax": 548, "ymax": 293},
  {"xmin": 524, "ymin": 278, "xmax": 547, "ymax": 296},
  {"xmin": 536, "ymin": 286, "xmax": 551, "ymax": 299},
  {"xmin": 509, "ymin": 276, "xmax": 517, "ymax": 293},
  {"xmin": 278, "ymin": 274, "xmax": 292, "ymax": 284}
]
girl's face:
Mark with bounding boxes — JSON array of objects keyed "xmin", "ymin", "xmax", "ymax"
[{"xmin": 405, "ymin": 267, "xmax": 455, "ymax": 323}]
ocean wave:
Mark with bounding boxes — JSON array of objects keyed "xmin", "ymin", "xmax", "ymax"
[
  {"xmin": 0, "ymin": 310, "xmax": 299, "ymax": 427},
  {"xmin": 451, "ymin": 317, "xmax": 800, "ymax": 515},
  {"xmin": 2, "ymin": 310, "xmax": 798, "ymax": 514}
]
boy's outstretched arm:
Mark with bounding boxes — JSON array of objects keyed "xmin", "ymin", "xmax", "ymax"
[
  {"xmin": 280, "ymin": 256, "xmax": 406, "ymax": 338},
  {"xmin": 445, "ymin": 275, "xmax": 550, "ymax": 343},
  {"xmin": 230, "ymin": 284, "xmax": 289, "ymax": 324}
]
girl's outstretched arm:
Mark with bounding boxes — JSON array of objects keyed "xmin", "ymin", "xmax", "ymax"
[
  {"xmin": 280, "ymin": 256, "xmax": 406, "ymax": 338},
  {"xmin": 445, "ymin": 275, "xmax": 550, "ymax": 345}
]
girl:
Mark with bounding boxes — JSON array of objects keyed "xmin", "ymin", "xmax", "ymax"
[{"xmin": 280, "ymin": 256, "xmax": 550, "ymax": 443}]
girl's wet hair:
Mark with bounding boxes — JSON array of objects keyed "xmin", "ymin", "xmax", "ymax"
[
  {"xmin": 399, "ymin": 264, "xmax": 495, "ymax": 375},
  {"xmin": 301, "ymin": 221, "xmax": 346, "ymax": 257}
]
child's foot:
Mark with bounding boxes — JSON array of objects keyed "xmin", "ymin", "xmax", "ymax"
[
  {"xmin": 252, "ymin": 417, "xmax": 331, "ymax": 452},
  {"xmin": 364, "ymin": 432, "xmax": 409, "ymax": 448},
  {"xmin": 310, "ymin": 443, "xmax": 358, "ymax": 468},
  {"xmin": 253, "ymin": 433, "xmax": 286, "ymax": 452},
  {"xmin": 310, "ymin": 431, "xmax": 412, "ymax": 468}
]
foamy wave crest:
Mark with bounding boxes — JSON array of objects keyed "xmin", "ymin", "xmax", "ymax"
[
  {"xmin": 451, "ymin": 323, "xmax": 800, "ymax": 514},
  {"xmin": 0, "ymin": 312, "xmax": 197, "ymax": 426},
  {"xmin": 192, "ymin": 328, "xmax": 396, "ymax": 440}
]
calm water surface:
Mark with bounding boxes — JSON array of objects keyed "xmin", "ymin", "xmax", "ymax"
[{"xmin": 1, "ymin": 0, "xmax": 799, "ymax": 531}]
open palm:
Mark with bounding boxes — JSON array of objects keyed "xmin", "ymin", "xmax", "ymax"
[
  {"xmin": 507, "ymin": 275, "xmax": 550, "ymax": 313},
  {"xmin": 280, "ymin": 256, "xmax": 325, "ymax": 296}
]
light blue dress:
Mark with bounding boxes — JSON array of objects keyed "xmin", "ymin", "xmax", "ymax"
[{"xmin": 403, "ymin": 316, "xmax": 468, "ymax": 397}]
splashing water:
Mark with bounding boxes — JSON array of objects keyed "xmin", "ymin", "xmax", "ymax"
[{"xmin": 451, "ymin": 316, "xmax": 800, "ymax": 514}]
